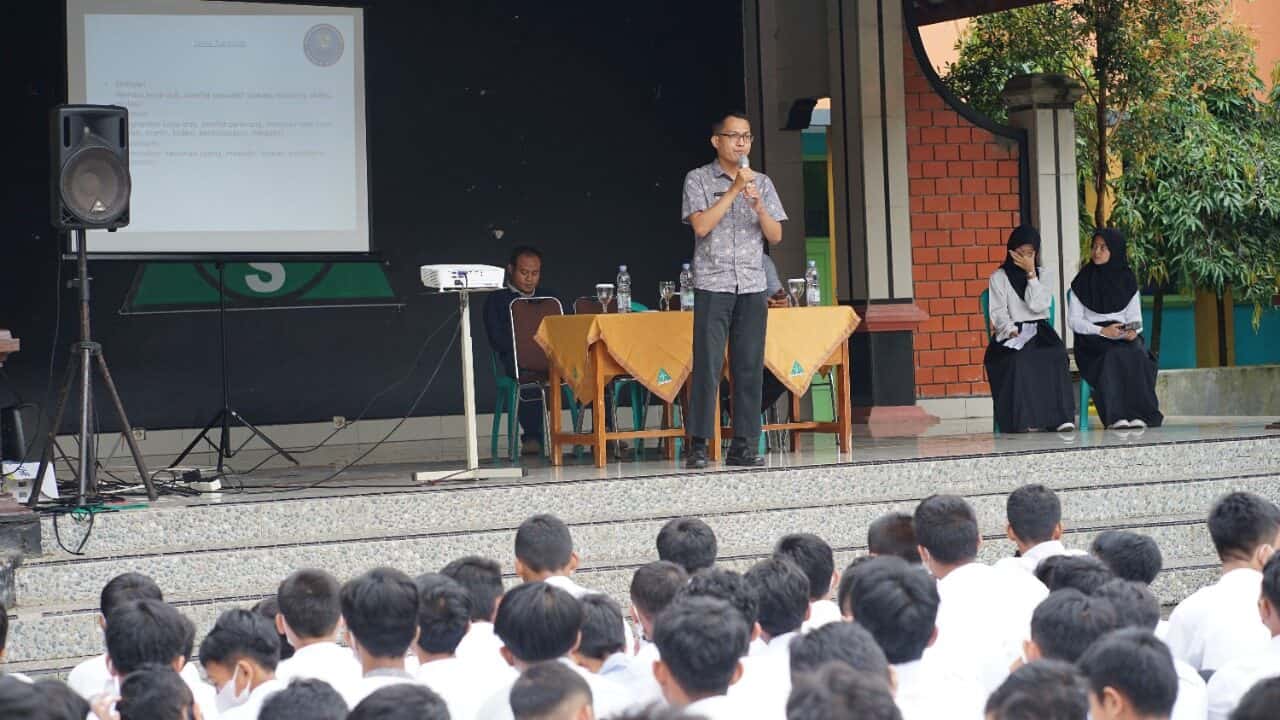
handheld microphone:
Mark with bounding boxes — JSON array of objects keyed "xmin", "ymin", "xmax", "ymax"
[{"xmin": 738, "ymin": 155, "xmax": 750, "ymax": 170}]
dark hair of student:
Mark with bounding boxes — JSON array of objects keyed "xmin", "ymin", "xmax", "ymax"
[
  {"xmin": 0, "ymin": 675, "xmax": 46, "ymax": 719},
  {"xmin": 101, "ymin": 572, "xmax": 164, "ymax": 619},
  {"xmin": 116, "ymin": 664, "xmax": 193, "ymax": 720},
  {"xmin": 1076, "ymin": 628, "xmax": 1178, "ymax": 717},
  {"xmin": 198, "ymin": 608, "xmax": 281, "ymax": 672},
  {"xmin": 744, "ymin": 557, "xmax": 810, "ymax": 638},
  {"xmin": 1006, "ymin": 484, "xmax": 1063, "ymax": 545},
  {"xmin": 867, "ymin": 512, "xmax": 921, "ymax": 563},
  {"xmin": 679, "ymin": 567, "xmax": 760, "ymax": 628},
  {"xmin": 577, "ymin": 594, "xmax": 626, "ymax": 660},
  {"xmin": 629, "ymin": 561, "xmax": 689, "ymax": 619},
  {"xmin": 347, "ymin": 683, "xmax": 449, "ymax": 720},
  {"xmin": 1091, "ymin": 579, "xmax": 1160, "ymax": 632},
  {"xmin": 259, "ymin": 678, "xmax": 349, "ymax": 720},
  {"xmin": 846, "ymin": 556, "xmax": 939, "ymax": 664},
  {"xmin": 774, "ymin": 533, "xmax": 836, "ymax": 601},
  {"xmin": 786, "ymin": 662, "xmax": 902, "ymax": 720},
  {"xmin": 711, "ymin": 111, "xmax": 751, "ymax": 135},
  {"xmin": 441, "ymin": 555, "xmax": 505, "ymax": 622},
  {"xmin": 652, "ymin": 596, "xmax": 749, "ymax": 697},
  {"xmin": 276, "ymin": 568, "xmax": 343, "ymax": 641},
  {"xmin": 985, "ymin": 659, "xmax": 1089, "ymax": 720},
  {"xmin": 789, "ymin": 621, "xmax": 891, "ymax": 682},
  {"xmin": 509, "ymin": 661, "xmax": 593, "ymax": 720},
  {"xmin": 105, "ymin": 599, "xmax": 195, "ymax": 675},
  {"xmin": 1208, "ymin": 491, "xmax": 1280, "ymax": 562},
  {"xmin": 1231, "ymin": 675, "xmax": 1280, "ymax": 720},
  {"xmin": 1030, "ymin": 589, "xmax": 1119, "ymax": 663},
  {"xmin": 656, "ymin": 517, "xmax": 718, "ymax": 573},
  {"xmin": 414, "ymin": 573, "xmax": 472, "ymax": 655},
  {"xmin": 1089, "ymin": 530, "xmax": 1163, "ymax": 584},
  {"xmin": 252, "ymin": 595, "xmax": 295, "ymax": 661},
  {"xmin": 494, "ymin": 582, "xmax": 583, "ymax": 663},
  {"xmin": 835, "ymin": 556, "xmax": 876, "ymax": 617},
  {"xmin": 1263, "ymin": 552, "xmax": 1280, "ymax": 608},
  {"xmin": 515, "ymin": 514, "xmax": 575, "ymax": 573},
  {"xmin": 912, "ymin": 495, "xmax": 979, "ymax": 565},
  {"xmin": 34, "ymin": 678, "xmax": 91, "ymax": 720},
  {"xmin": 508, "ymin": 245, "xmax": 544, "ymax": 268},
  {"xmin": 339, "ymin": 567, "xmax": 420, "ymax": 659},
  {"xmin": 1035, "ymin": 555, "xmax": 1115, "ymax": 594}
]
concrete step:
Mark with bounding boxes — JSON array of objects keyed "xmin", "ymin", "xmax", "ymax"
[{"xmin": 38, "ymin": 437, "xmax": 1280, "ymax": 561}]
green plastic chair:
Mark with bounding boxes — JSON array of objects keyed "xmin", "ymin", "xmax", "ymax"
[
  {"xmin": 490, "ymin": 351, "xmax": 583, "ymax": 461},
  {"xmin": 980, "ymin": 289, "xmax": 1088, "ymax": 432}
]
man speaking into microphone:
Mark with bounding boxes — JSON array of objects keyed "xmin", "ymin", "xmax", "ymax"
[{"xmin": 680, "ymin": 112, "xmax": 787, "ymax": 469}]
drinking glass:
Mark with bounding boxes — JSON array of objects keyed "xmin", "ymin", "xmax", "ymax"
[
  {"xmin": 658, "ymin": 281, "xmax": 676, "ymax": 311},
  {"xmin": 787, "ymin": 279, "xmax": 806, "ymax": 308},
  {"xmin": 595, "ymin": 283, "xmax": 615, "ymax": 313}
]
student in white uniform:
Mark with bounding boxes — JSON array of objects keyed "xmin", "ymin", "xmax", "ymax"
[
  {"xmin": 835, "ymin": 556, "xmax": 877, "ymax": 620},
  {"xmin": 510, "ymin": 661, "xmax": 594, "ymax": 720},
  {"xmin": 116, "ymin": 665, "xmax": 206, "ymax": 720},
  {"xmin": 1035, "ymin": 554, "xmax": 1117, "ymax": 594},
  {"xmin": 786, "ymin": 663, "xmax": 901, "ymax": 720},
  {"xmin": 789, "ymin": 622, "xmax": 895, "ymax": 689},
  {"xmin": 846, "ymin": 556, "xmax": 985, "ymax": 720},
  {"xmin": 200, "ymin": 609, "xmax": 286, "ymax": 720},
  {"xmin": 67, "ymin": 572, "xmax": 164, "ymax": 699},
  {"xmin": 867, "ymin": 512, "xmax": 921, "ymax": 564},
  {"xmin": 441, "ymin": 555, "xmax": 510, "ymax": 673},
  {"xmin": 624, "ymin": 561, "xmax": 688, "ymax": 709},
  {"xmin": 100, "ymin": 598, "xmax": 217, "ymax": 719},
  {"xmin": 679, "ymin": 568, "xmax": 766, "ymax": 662},
  {"xmin": 1165, "ymin": 491, "xmax": 1280, "ymax": 673},
  {"xmin": 412, "ymin": 573, "xmax": 515, "ymax": 720},
  {"xmin": 1025, "ymin": 590, "xmax": 1120, "ymax": 664},
  {"xmin": 1077, "ymin": 629, "xmax": 1178, "ymax": 720},
  {"xmin": 1090, "ymin": 531, "xmax": 1166, "ymax": 637},
  {"xmin": 477, "ymin": 582, "xmax": 632, "ymax": 720},
  {"xmin": 651, "ymin": 596, "xmax": 751, "ymax": 720},
  {"xmin": 913, "ymin": 494, "xmax": 1048, "ymax": 693},
  {"xmin": 1094, "ymin": 580, "xmax": 1207, "ymax": 720},
  {"xmin": 656, "ymin": 516, "xmax": 719, "ymax": 574},
  {"xmin": 1206, "ymin": 553, "xmax": 1280, "ymax": 720},
  {"xmin": 774, "ymin": 533, "xmax": 842, "ymax": 631},
  {"xmin": 258, "ymin": 677, "xmax": 348, "ymax": 720},
  {"xmin": 571, "ymin": 594, "xmax": 631, "ymax": 682},
  {"xmin": 985, "ymin": 659, "xmax": 1090, "ymax": 720},
  {"xmin": 997, "ymin": 484, "xmax": 1087, "ymax": 575},
  {"xmin": 1229, "ymin": 676, "xmax": 1280, "ymax": 720},
  {"xmin": 340, "ymin": 568, "xmax": 421, "ymax": 707},
  {"xmin": 514, "ymin": 514, "xmax": 635, "ymax": 653},
  {"xmin": 731, "ymin": 558, "xmax": 810, "ymax": 717},
  {"xmin": 347, "ymin": 683, "xmax": 448, "ymax": 720},
  {"xmin": 272, "ymin": 569, "xmax": 360, "ymax": 706}
]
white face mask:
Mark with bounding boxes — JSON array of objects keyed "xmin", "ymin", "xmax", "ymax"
[{"xmin": 215, "ymin": 666, "xmax": 251, "ymax": 713}]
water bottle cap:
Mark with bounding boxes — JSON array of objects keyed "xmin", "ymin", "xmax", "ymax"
[
  {"xmin": 682, "ymin": 263, "xmax": 690, "ymax": 269},
  {"xmin": 807, "ymin": 260, "xmax": 816, "ymax": 266},
  {"xmin": 619, "ymin": 265, "xmax": 627, "ymax": 272}
]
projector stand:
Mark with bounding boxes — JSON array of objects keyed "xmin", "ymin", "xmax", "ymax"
[
  {"xmin": 29, "ymin": 230, "xmax": 157, "ymax": 507},
  {"xmin": 413, "ymin": 288, "xmax": 523, "ymax": 483},
  {"xmin": 169, "ymin": 262, "xmax": 298, "ymax": 476}
]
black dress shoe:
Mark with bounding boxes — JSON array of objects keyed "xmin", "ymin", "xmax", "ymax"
[
  {"xmin": 725, "ymin": 449, "xmax": 765, "ymax": 467},
  {"xmin": 685, "ymin": 444, "xmax": 709, "ymax": 469}
]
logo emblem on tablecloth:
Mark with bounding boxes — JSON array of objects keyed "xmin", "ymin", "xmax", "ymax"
[
  {"xmin": 790, "ymin": 360, "xmax": 804, "ymax": 377},
  {"xmin": 657, "ymin": 369, "xmax": 672, "ymax": 385}
]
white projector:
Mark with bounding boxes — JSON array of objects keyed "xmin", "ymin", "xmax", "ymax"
[{"xmin": 420, "ymin": 264, "xmax": 505, "ymax": 290}]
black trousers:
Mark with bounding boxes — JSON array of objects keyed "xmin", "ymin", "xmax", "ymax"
[{"xmin": 689, "ymin": 290, "xmax": 767, "ymax": 444}]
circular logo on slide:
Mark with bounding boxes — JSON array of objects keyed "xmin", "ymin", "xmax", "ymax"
[{"xmin": 304, "ymin": 23, "xmax": 344, "ymax": 67}]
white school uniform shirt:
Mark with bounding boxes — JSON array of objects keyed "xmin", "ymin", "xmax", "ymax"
[
  {"xmin": 1172, "ymin": 657, "xmax": 1209, "ymax": 720},
  {"xmin": 802, "ymin": 599, "xmax": 843, "ymax": 632},
  {"xmin": 274, "ymin": 641, "xmax": 362, "ymax": 707},
  {"xmin": 1205, "ymin": 634, "xmax": 1280, "ymax": 720},
  {"xmin": 454, "ymin": 621, "xmax": 510, "ymax": 674},
  {"xmin": 218, "ymin": 677, "xmax": 286, "ymax": 720},
  {"xmin": 927, "ymin": 561, "xmax": 1049, "ymax": 693},
  {"xmin": 1165, "ymin": 568, "xmax": 1271, "ymax": 672},
  {"xmin": 543, "ymin": 575, "xmax": 637, "ymax": 655},
  {"xmin": 476, "ymin": 657, "xmax": 633, "ymax": 720},
  {"xmin": 993, "ymin": 540, "xmax": 1088, "ymax": 575},
  {"xmin": 613, "ymin": 641, "xmax": 665, "ymax": 710},
  {"xmin": 347, "ymin": 668, "xmax": 418, "ymax": 708},
  {"xmin": 416, "ymin": 655, "xmax": 516, "ymax": 720},
  {"xmin": 727, "ymin": 632, "xmax": 795, "ymax": 720},
  {"xmin": 684, "ymin": 693, "xmax": 749, "ymax": 720},
  {"xmin": 1068, "ymin": 291, "xmax": 1142, "ymax": 336},
  {"xmin": 988, "ymin": 268, "xmax": 1053, "ymax": 340},
  {"xmin": 892, "ymin": 657, "xmax": 985, "ymax": 720}
]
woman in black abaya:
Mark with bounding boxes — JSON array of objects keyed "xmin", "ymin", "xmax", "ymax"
[
  {"xmin": 983, "ymin": 225, "xmax": 1076, "ymax": 432},
  {"xmin": 1068, "ymin": 229, "xmax": 1163, "ymax": 429}
]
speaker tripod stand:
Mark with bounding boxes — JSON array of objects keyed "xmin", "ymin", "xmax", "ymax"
[
  {"xmin": 29, "ymin": 230, "xmax": 157, "ymax": 508},
  {"xmin": 168, "ymin": 261, "xmax": 298, "ymax": 477}
]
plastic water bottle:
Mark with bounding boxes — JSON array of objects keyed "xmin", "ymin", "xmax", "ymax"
[
  {"xmin": 805, "ymin": 260, "xmax": 821, "ymax": 306},
  {"xmin": 679, "ymin": 263, "xmax": 695, "ymax": 312},
  {"xmin": 616, "ymin": 265, "xmax": 631, "ymax": 313}
]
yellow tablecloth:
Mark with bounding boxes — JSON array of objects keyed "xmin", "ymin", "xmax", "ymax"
[{"xmin": 534, "ymin": 306, "xmax": 861, "ymax": 405}]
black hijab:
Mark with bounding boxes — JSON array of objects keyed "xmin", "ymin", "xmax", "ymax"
[
  {"xmin": 1000, "ymin": 225, "xmax": 1042, "ymax": 301},
  {"xmin": 1071, "ymin": 228, "xmax": 1138, "ymax": 314}
]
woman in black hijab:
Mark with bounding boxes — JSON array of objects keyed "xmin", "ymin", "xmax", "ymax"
[
  {"xmin": 1068, "ymin": 228, "xmax": 1163, "ymax": 429},
  {"xmin": 984, "ymin": 225, "xmax": 1076, "ymax": 432}
]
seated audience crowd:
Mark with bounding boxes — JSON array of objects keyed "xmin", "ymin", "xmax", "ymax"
[{"xmin": 2, "ymin": 489, "xmax": 1278, "ymax": 720}]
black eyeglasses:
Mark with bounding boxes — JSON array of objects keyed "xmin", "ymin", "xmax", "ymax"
[{"xmin": 717, "ymin": 132, "xmax": 754, "ymax": 143}]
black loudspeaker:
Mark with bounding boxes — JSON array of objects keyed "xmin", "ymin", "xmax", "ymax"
[{"xmin": 50, "ymin": 104, "xmax": 131, "ymax": 230}]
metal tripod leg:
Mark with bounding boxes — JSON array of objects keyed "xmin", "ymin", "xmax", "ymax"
[
  {"xmin": 229, "ymin": 410, "xmax": 299, "ymax": 465},
  {"xmin": 27, "ymin": 358, "xmax": 76, "ymax": 509},
  {"xmin": 95, "ymin": 350, "xmax": 156, "ymax": 500},
  {"xmin": 168, "ymin": 408, "xmax": 228, "ymax": 469}
]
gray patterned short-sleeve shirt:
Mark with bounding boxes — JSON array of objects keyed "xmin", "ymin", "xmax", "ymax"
[{"xmin": 681, "ymin": 160, "xmax": 788, "ymax": 294}]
